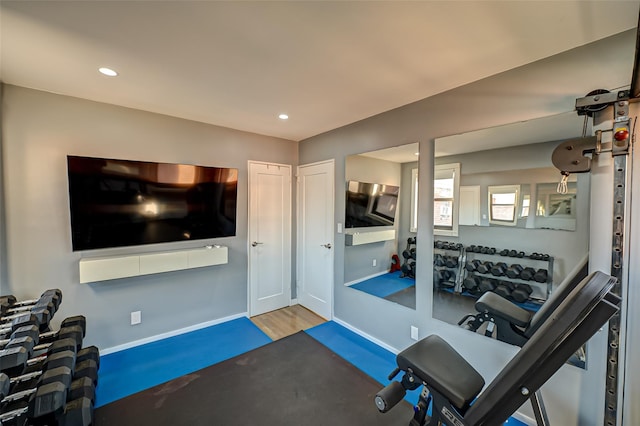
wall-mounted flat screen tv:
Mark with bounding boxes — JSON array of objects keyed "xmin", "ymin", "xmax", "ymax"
[
  {"xmin": 345, "ymin": 180, "xmax": 399, "ymax": 228},
  {"xmin": 67, "ymin": 156, "xmax": 238, "ymax": 251}
]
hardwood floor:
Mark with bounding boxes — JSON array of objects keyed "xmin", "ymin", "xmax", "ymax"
[{"xmin": 250, "ymin": 305, "xmax": 327, "ymax": 340}]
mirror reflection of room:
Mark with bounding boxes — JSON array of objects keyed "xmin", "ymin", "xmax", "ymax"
[
  {"xmin": 431, "ymin": 112, "xmax": 590, "ymax": 368},
  {"xmin": 344, "ymin": 143, "xmax": 419, "ymax": 309}
]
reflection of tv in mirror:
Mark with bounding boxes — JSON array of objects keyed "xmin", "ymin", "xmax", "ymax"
[
  {"xmin": 67, "ymin": 156, "xmax": 238, "ymax": 251},
  {"xmin": 345, "ymin": 180, "xmax": 399, "ymax": 228}
]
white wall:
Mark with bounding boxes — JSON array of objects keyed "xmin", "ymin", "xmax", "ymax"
[
  {"xmin": 299, "ymin": 29, "xmax": 636, "ymax": 425},
  {"xmin": 1, "ymin": 85, "xmax": 298, "ymax": 350}
]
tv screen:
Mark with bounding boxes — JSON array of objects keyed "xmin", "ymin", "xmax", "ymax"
[
  {"xmin": 67, "ymin": 156, "xmax": 238, "ymax": 251},
  {"xmin": 345, "ymin": 180, "xmax": 399, "ymax": 228}
]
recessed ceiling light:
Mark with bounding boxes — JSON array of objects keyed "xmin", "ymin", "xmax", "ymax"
[
  {"xmin": 414, "ymin": 152, "xmax": 420, "ymax": 156},
  {"xmin": 98, "ymin": 67, "xmax": 118, "ymax": 77},
  {"xmin": 278, "ymin": 114, "xmax": 289, "ymax": 120}
]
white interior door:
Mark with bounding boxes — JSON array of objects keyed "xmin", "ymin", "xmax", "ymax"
[
  {"xmin": 297, "ymin": 160, "xmax": 334, "ymax": 320},
  {"xmin": 248, "ymin": 161, "xmax": 291, "ymax": 316}
]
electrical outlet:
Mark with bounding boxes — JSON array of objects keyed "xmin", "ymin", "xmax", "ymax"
[
  {"xmin": 411, "ymin": 326, "xmax": 419, "ymax": 341},
  {"xmin": 372, "ymin": 259, "xmax": 377, "ymax": 267},
  {"xmin": 131, "ymin": 311, "xmax": 142, "ymax": 325}
]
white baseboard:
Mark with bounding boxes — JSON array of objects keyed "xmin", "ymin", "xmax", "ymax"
[
  {"xmin": 100, "ymin": 312, "xmax": 248, "ymax": 355},
  {"xmin": 332, "ymin": 316, "xmax": 400, "ymax": 354},
  {"xmin": 344, "ymin": 270, "xmax": 389, "ymax": 287}
]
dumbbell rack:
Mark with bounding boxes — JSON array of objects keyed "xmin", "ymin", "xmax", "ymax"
[
  {"xmin": 463, "ymin": 250, "xmax": 553, "ymax": 308},
  {"xmin": 433, "ymin": 242, "xmax": 464, "ymax": 291},
  {"xmin": 434, "ymin": 242, "xmax": 554, "ymax": 311}
]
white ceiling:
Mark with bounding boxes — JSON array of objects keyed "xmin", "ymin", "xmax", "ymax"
[{"xmin": 1, "ymin": 1, "xmax": 638, "ymax": 142}]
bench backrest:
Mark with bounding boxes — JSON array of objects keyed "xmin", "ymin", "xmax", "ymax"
[{"xmin": 464, "ymin": 271, "xmax": 620, "ymax": 425}]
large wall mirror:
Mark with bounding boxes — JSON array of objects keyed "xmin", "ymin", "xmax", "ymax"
[
  {"xmin": 431, "ymin": 111, "xmax": 591, "ymax": 368},
  {"xmin": 343, "ymin": 143, "xmax": 419, "ymax": 310}
]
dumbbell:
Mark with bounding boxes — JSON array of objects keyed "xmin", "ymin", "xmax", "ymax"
[
  {"xmin": 465, "ymin": 259, "xmax": 481, "ymax": 272},
  {"xmin": 444, "ymin": 256, "xmax": 458, "ymax": 268},
  {"xmin": 0, "ymin": 289, "xmax": 62, "ymax": 313},
  {"xmin": 511, "ymin": 284, "xmax": 533, "ymax": 303},
  {"xmin": 462, "ymin": 275, "xmax": 480, "ymax": 292},
  {"xmin": 473, "ymin": 245, "xmax": 483, "ymax": 253},
  {"xmin": 434, "ymin": 270, "xmax": 454, "ymax": 287},
  {"xmin": 478, "ymin": 277, "xmax": 497, "ymax": 293},
  {"xmin": 505, "ymin": 264, "xmax": 524, "ymax": 279},
  {"xmin": 0, "ymin": 359, "xmax": 95, "ymax": 426},
  {"xmin": 533, "ymin": 269, "xmax": 549, "ymax": 283},
  {"xmin": 433, "ymin": 254, "xmax": 445, "ymax": 267},
  {"xmin": 493, "ymin": 281, "xmax": 513, "ymax": 298},
  {"xmin": 434, "ymin": 240, "xmax": 443, "ymax": 249},
  {"xmin": 7, "ymin": 347, "xmax": 98, "ymax": 397},
  {"xmin": 402, "ymin": 260, "xmax": 415, "ymax": 278},
  {"xmin": 490, "ymin": 262, "xmax": 508, "ymax": 277},
  {"xmin": 1, "ymin": 290, "xmax": 61, "ymax": 320},
  {"xmin": 1, "ymin": 337, "xmax": 99, "ymax": 387},
  {"xmin": 0, "ymin": 312, "xmax": 50, "ymax": 339},
  {"xmin": 1, "ymin": 316, "xmax": 86, "ymax": 349},
  {"xmin": 476, "ymin": 261, "xmax": 494, "ymax": 274},
  {"xmin": 1, "ymin": 298, "xmax": 58, "ymax": 333},
  {"xmin": 499, "ymin": 249, "xmax": 510, "ymax": 256},
  {"xmin": 520, "ymin": 267, "xmax": 537, "ymax": 281}
]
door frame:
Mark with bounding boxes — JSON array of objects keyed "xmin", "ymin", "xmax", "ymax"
[
  {"xmin": 247, "ymin": 160, "xmax": 292, "ymax": 317},
  {"xmin": 296, "ymin": 159, "xmax": 335, "ymax": 320}
]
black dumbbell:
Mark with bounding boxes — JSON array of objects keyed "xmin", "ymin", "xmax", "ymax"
[
  {"xmin": 478, "ymin": 277, "xmax": 497, "ymax": 293},
  {"xmin": 466, "ymin": 245, "xmax": 476, "ymax": 253},
  {"xmin": 534, "ymin": 269, "xmax": 549, "ymax": 283},
  {"xmin": 499, "ymin": 249, "xmax": 510, "ymax": 256},
  {"xmin": 511, "ymin": 284, "xmax": 533, "ymax": 303},
  {"xmin": 0, "ymin": 312, "xmax": 51, "ymax": 339},
  {"xmin": 473, "ymin": 246, "xmax": 482, "ymax": 253},
  {"xmin": 520, "ymin": 267, "xmax": 536, "ymax": 281},
  {"xmin": 505, "ymin": 264, "xmax": 524, "ymax": 279},
  {"xmin": 434, "ymin": 240, "xmax": 444, "ymax": 249},
  {"xmin": 494, "ymin": 281, "xmax": 514, "ymax": 298},
  {"xmin": 476, "ymin": 261, "xmax": 494, "ymax": 274},
  {"xmin": 490, "ymin": 262, "xmax": 508, "ymax": 277},
  {"xmin": 0, "ymin": 289, "xmax": 62, "ymax": 316},
  {"xmin": 462, "ymin": 276, "xmax": 480, "ymax": 292},
  {"xmin": 433, "ymin": 254, "xmax": 445, "ymax": 267},
  {"xmin": 465, "ymin": 259, "xmax": 481, "ymax": 272},
  {"xmin": 444, "ymin": 256, "xmax": 458, "ymax": 268},
  {"xmin": 487, "ymin": 247, "xmax": 497, "ymax": 255},
  {"xmin": 0, "ymin": 362, "xmax": 95, "ymax": 425},
  {"xmin": 1, "ymin": 316, "xmax": 86, "ymax": 350},
  {"xmin": 529, "ymin": 253, "xmax": 542, "ymax": 260}
]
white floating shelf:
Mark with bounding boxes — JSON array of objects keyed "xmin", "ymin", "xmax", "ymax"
[
  {"xmin": 345, "ymin": 229, "xmax": 396, "ymax": 246},
  {"xmin": 79, "ymin": 246, "xmax": 228, "ymax": 284}
]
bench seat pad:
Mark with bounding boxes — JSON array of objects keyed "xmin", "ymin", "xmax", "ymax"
[
  {"xmin": 396, "ymin": 335, "xmax": 485, "ymax": 411},
  {"xmin": 475, "ymin": 291, "xmax": 532, "ymax": 328}
]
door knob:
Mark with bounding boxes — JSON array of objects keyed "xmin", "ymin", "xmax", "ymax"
[
  {"xmin": 321, "ymin": 243, "xmax": 332, "ymax": 249},
  {"xmin": 252, "ymin": 241, "xmax": 263, "ymax": 247}
]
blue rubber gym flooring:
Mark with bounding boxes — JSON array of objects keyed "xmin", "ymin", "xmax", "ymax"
[
  {"xmin": 95, "ymin": 317, "xmax": 272, "ymax": 407},
  {"xmin": 350, "ymin": 271, "xmax": 415, "ymax": 298},
  {"xmin": 97, "ymin": 316, "xmax": 527, "ymax": 425}
]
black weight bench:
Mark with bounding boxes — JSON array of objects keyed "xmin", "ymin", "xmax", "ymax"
[
  {"xmin": 376, "ymin": 271, "xmax": 620, "ymax": 425},
  {"xmin": 457, "ymin": 260, "xmax": 589, "ymax": 347}
]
